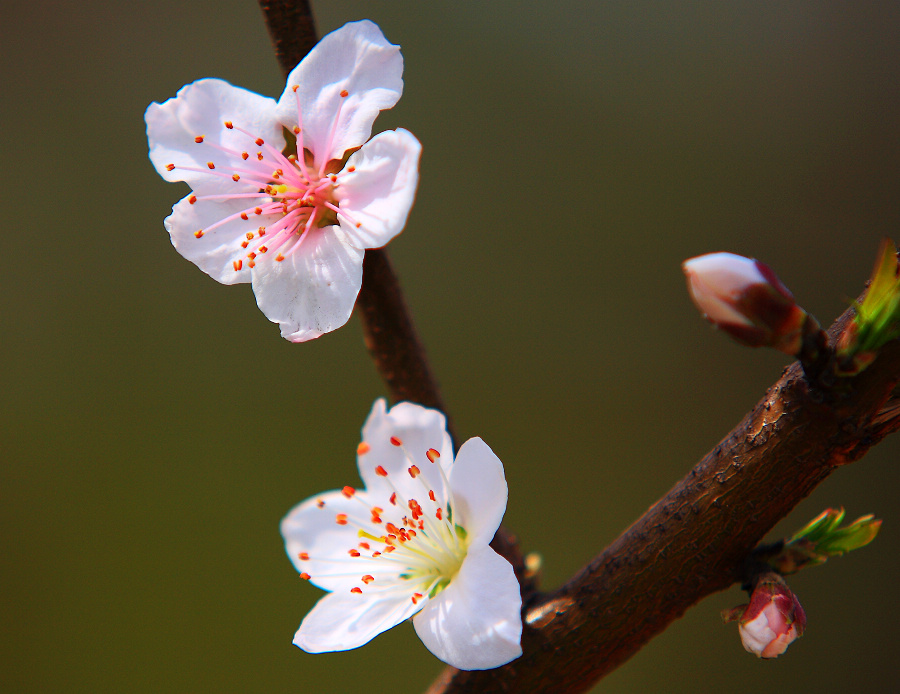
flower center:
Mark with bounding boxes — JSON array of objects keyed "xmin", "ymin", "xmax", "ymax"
[
  {"xmin": 166, "ymin": 88, "xmax": 361, "ymax": 272},
  {"xmin": 299, "ymin": 441, "xmax": 471, "ymax": 606}
]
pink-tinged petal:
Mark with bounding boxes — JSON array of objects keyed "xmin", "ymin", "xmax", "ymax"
[
  {"xmin": 357, "ymin": 399, "xmax": 454, "ymax": 501},
  {"xmin": 146, "ymin": 79, "xmax": 283, "ymax": 196},
  {"xmin": 276, "ymin": 20, "xmax": 403, "ymax": 162},
  {"xmin": 250, "ymin": 226, "xmax": 364, "ymax": 342},
  {"xmin": 413, "ymin": 543, "xmax": 522, "ymax": 670},
  {"xmin": 165, "ymin": 194, "xmax": 281, "ymax": 284},
  {"xmin": 447, "ymin": 438, "xmax": 508, "ymax": 544},
  {"xmin": 338, "ymin": 129, "xmax": 422, "ymax": 249},
  {"xmin": 294, "ymin": 588, "xmax": 421, "ymax": 654},
  {"xmin": 281, "ymin": 489, "xmax": 392, "ymax": 594}
]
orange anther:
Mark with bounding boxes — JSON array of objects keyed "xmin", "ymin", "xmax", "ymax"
[
  {"xmin": 408, "ymin": 465, "xmax": 420, "ymax": 478},
  {"xmin": 350, "ymin": 587, "xmax": 362, "ymax": 594},
  {"xmin": 240, "ymin": 213, "xmax": 249, "ymax": 220},
  {"xmin": 342, "ymin": 486, "xmax": 356, "ymax": 498},
  {"xmin": 411, "ymin": 592, "xmax": 424, "ymax": 604},
  {"xmin": 389, "ymin": 493, "xmax": 397, "ymax": 506},
  {"xmin": 348, "ymin": 549, "xmax": 360, "ymax": 557},
  {"xmin": 207, "ymin": 162, "xmax": 215, "ymax": 169},
  {"xmin": 428, "ymin": 490, "xmax": 436, "ymax": 501},
  {"xmin": 390, "ymin": 436, "xmax": 403, "ymax": 447},
  {"xmin": 435, "ymin": 508, "xmax": 443, "ymax": 520},
  {"xmin": 357, "ymin": 442, "xmax": 371, "ymax": 455},
  {"xmin": 241, "ymin": 152, "xmax": 249, "ymax": 160},
  {"xmin": 165, "ymin": 163, "xmax": 175, "ymax": 171},
  {"xmin": 347, "ymin": 166, "xmax": 356, "ymax": 173},
  {"xmin": 188, "ymin": 195, "xmax": 197, "ymax": 205},
  {"xmin": 241, "ymin": 241, "xmax": 249, "ymax": 249},
  {"xmin": 194, "ymin": 230, "xmax": 204, "ymax": 238},
  {"xmin": 233, "ymin": 260, "xmax": 242, "ymax": 272},
  {"xmin": 259, "ymin": 246, "xmax": 268, "ymax": 253},
  {"xmin": 232, "ymin": 174, "xmax": 240, "ymax": 182},
  {"xmin": 299, "ymin": 572, "xmax": 310, "ymax": 580},
  {"xmin": 336, "ymin": 513, "xmax": 348, "ymax": 525},
  {"xmin": 224, "ymin": 121, "xmax": 233, "ymax": 129},
  {"xmin": 340, "ymin": 89, "xmax": 349, "ymax": 98},
  {"xmin": 194, "ymin": 135, "xmax": 204, "ymax": 143},
  {"xmin": 298, "ymin": 552, "xmax": 309, "ymax": 561},
  {"xmin": 426, "ymin": 449, "xmax": 440, "ymax": 463},
  {"xmin": 316, "ymin": 500, "xmax": 325, "ymax": 508},
  {"xmin": 361, "ymin": 575, "xmax": 374, "ymax": 584},
  {"xmin": 275, "ymin": 253, "xmax": 284, "ymax": 262},
  {"xmin": 375, "ymin": 466, "xmax": 388, "ymax": 477}
]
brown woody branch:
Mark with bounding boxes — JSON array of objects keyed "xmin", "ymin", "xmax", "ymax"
[
  {"xmin": 425, "ymin": 296, "xmax": 900, "ymax": 694},
  {"xmin": 257, "ymin": 5, "xmax": 900, "ymax": 692}
]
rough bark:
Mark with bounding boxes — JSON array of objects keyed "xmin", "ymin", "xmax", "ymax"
[{"xmin": 425, "ymin": 300, "xmax": 900, "ymax": 694}]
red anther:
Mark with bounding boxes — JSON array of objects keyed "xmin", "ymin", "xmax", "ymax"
[
  {"xmin": 245, "ymin": 232, "xmax": 254, "ymax": 240},
  {"xmin": 358, "ymin": 542, "xmax": 370, "ymax": 550},
  {"xmin": 418, "ymin": 520, "xmax": 424, "ymax": 530},
  {"xmin": 293, "ymin": 126, "xmax": 301, "ymax": 134},
  {"xmin": 254, "ymin": 207, "xmax": 262, "ymax": 215},
  {"xmin": 329, "ymin": 174, "xmax": 337, "ymax": 182},
  {"xmin": 357, "ymin": 442, "xmax": 371, "ymax": 455},
  {"xmin": 248, "ymin": 260, "xmax": 255, "ymax": 268},
  {"xmin": 428, "ymin": 490, "xmax": 436, "ymax": 501},
  {"xmin": 335, "ymin": 513, "xmax": 348, "ymax": 525},
  {"xmin": 275, "ymin": 253, "xmax": 285, "ymax": 262},
  {"xmin": 348, "ymin": 549, "xmax": 360, "ymax": 557},
  {"xmin": 240, "ymin": 213, "xmax": 249, "ymax": 220},
  {"xmin": 233, "ymin": 260, "xmax": 242, "ymax": 272},
  {"xmin": 257, "ymin": 226, "xmax": 266, "ymax": 235},
  {"xmin": 224, "ymin": 121, "xmax": 233, "ymax": 129},
  {"xmin": 241, "ymin": 152, "xmax": 249, "ymax": 160},
  {"xmin": 389, "ymin": 492, "xmax": 397, "ymax": 506},
  {"xmin": 259, "ymin": 246, "xmax": 268, "ymax": 253},
  {"xmin": 390, "ymin": 436, "xmax": 403, "ymax": 447},
  {"xmin": 241, "ymin": 241, "xmax": 249, "ymax": 249},
  {"xmin": 194, "ymin": 135, "xmax": 204, "ymax": 143},
  {"xmin": 372, "ymin": 551, "xmax": 382, "ymax": 558},
  {"xmin": 407, "ymin": 529, "xmax": 417, "ymax": 538},
  {"xmin": 411, "ymin": 592, "xmax": 424, "ymax": 604},
  {"xmin": 435, "ymin": 508, "xmax": 443, "ymax": 520},
  {"xmin": 341, "ymin": 486, "xmax": 355, "ymax": 498},
  {"xmin": 355, "ymin": 222, "xmax": 362, "ymax": 228},
  {"xmin": 299, "ymin": 572, "xmax": 310, "ymax": 580},
  {"xmin": 426, "ymin": 449, "xmax": 440, "ymax": 463},
  {"xmin": 292, "ymin": 85, "xmax": 299, "ymax": 92},
  {"xmin": 232, "ymin": 174, "xmax": 240, "ymax": 182},
  {"xmin": 370, "ymin": 515, "xmax": 382, "ymax": 524},
  {"xmin": 408, "ymin": 465, "xmax": 420, "ymax": 478},
  {"xmin": 350, "ymin": 587, "xmax": 362, "ymax": 594},
  {"xmin": 194, "ymin": 230, "xmax": 204, "ymax": 239},
  {"xmin": 165, "ymin": 163, "xmax": 175, "ymax": 171},
  {"xmin": 375, "ymin": 466, "xmax": 388, "ymax": 477},
  {"xmin": 188, "ymin": 195, "xmax": 197, "ymax": 205},
  {"xmin": 361, "ymin": 575, "xmax": 374, "ymax": 585},
  {"xmin": 275, "ymin": 169, "xmax": 284, "ymax": 177},
  {"xmin": 257, "ymin": 152, "xmax": 264, "ymax": 160},
  {"xmin": 248, "ymin": 252, "xmax": 256, "ymax": 259},
  {"xmin": 255, "ymin": 138, "xmax": 264, "ymax": 146},
  {"xmin": 298, "ymin": 552, "xmax": 309, "ymax": 561},
  {"xmin": 384, "ymin": 546, "xmax": 396, "ymax": 553},
  {"xmin": 207, "ymin": 162, "xmax": 215, "ymax": 169},
  {"xmin": 385, "ymin": 523, "xmax": 400, "ymax": 535},
  {"xmin": 347, "ymin": 166, "xmax": 356, "ymax": 173},
  {"xmin": 371, "ymin": 506, "xmax": 383, "ymax": 516},
  {"xmin": 316, "ymin": 499, "xmax": 325, "ymax": 508}
]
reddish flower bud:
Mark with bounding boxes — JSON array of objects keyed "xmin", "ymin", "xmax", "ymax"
[
  {"xmin": 683, "ymin": 252, "xmax": 807, "ymax": 355},
  {"xmin": 725, "ymin": 574, "xmax": 806, "ymax": 659}
]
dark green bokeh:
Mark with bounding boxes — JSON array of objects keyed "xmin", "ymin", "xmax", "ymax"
[{"xmin": 3, "ymin": 1, "xmax": 899, "ymax": 692}]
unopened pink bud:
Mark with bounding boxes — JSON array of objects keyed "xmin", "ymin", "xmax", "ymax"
[
  {"xmin": 682, "ymin": 252, "xmax": 806, "ymax": 355},
  {"xmin": 733, "ymin": 575, "xmax": 806, "ymax": 659}
]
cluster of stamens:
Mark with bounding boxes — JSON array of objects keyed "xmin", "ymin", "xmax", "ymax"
[
  {"xmin": 299, "ymin": 437, "xmax": 468, "ymax": 605},
  {"xmin": 165, "ymin": 87, "xmax": 361, "ymax": 272}
]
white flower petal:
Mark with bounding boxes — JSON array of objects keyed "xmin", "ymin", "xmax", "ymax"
[
  {"xmin": 448, "ymin": 438, "xmax": 508, "ymax": 544},
  {"xmin": 281, "ymin": 489, "xmax": 392, "ymax": 594},
  {"xmin": 338, "ymin": 129, "xmax": 422, "ymax": 249},
  {"xmin": 146, "ymin": 79, "xmax": 283, "ymax": 196},
  {"xmin": 165, "ymin": 195, "xmax": 278, "ymax": 284},
  {"xmin": 250, "ymin": 226, "xmax": 364, "ymax": 342},
  {"xmin": 276, "ymin": 20, "xmax": 403, "ymax": 163},
  {"xmin": 358, "ymin": 399, "xmax": 454, "ymax": 501},
  {"xmin": 294, "ymin": 588, "xmax": 421, "ymax": 654},
  {"xmin": 413, "ymin": 543, "xmax": 522, "ymax": 670}
]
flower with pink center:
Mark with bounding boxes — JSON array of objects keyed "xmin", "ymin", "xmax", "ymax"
[
  {"xmin": 145, "ymin": 20, "xmax": 421, "ymax": 341},
  {"xmin": 280, "ymin": 399, "xmax": 523, "ymax": 670}
]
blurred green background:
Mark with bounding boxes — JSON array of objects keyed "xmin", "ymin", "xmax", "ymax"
[{"xmin": 3, "ymin": 1, "xmax": 900, "ymax": 692}]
